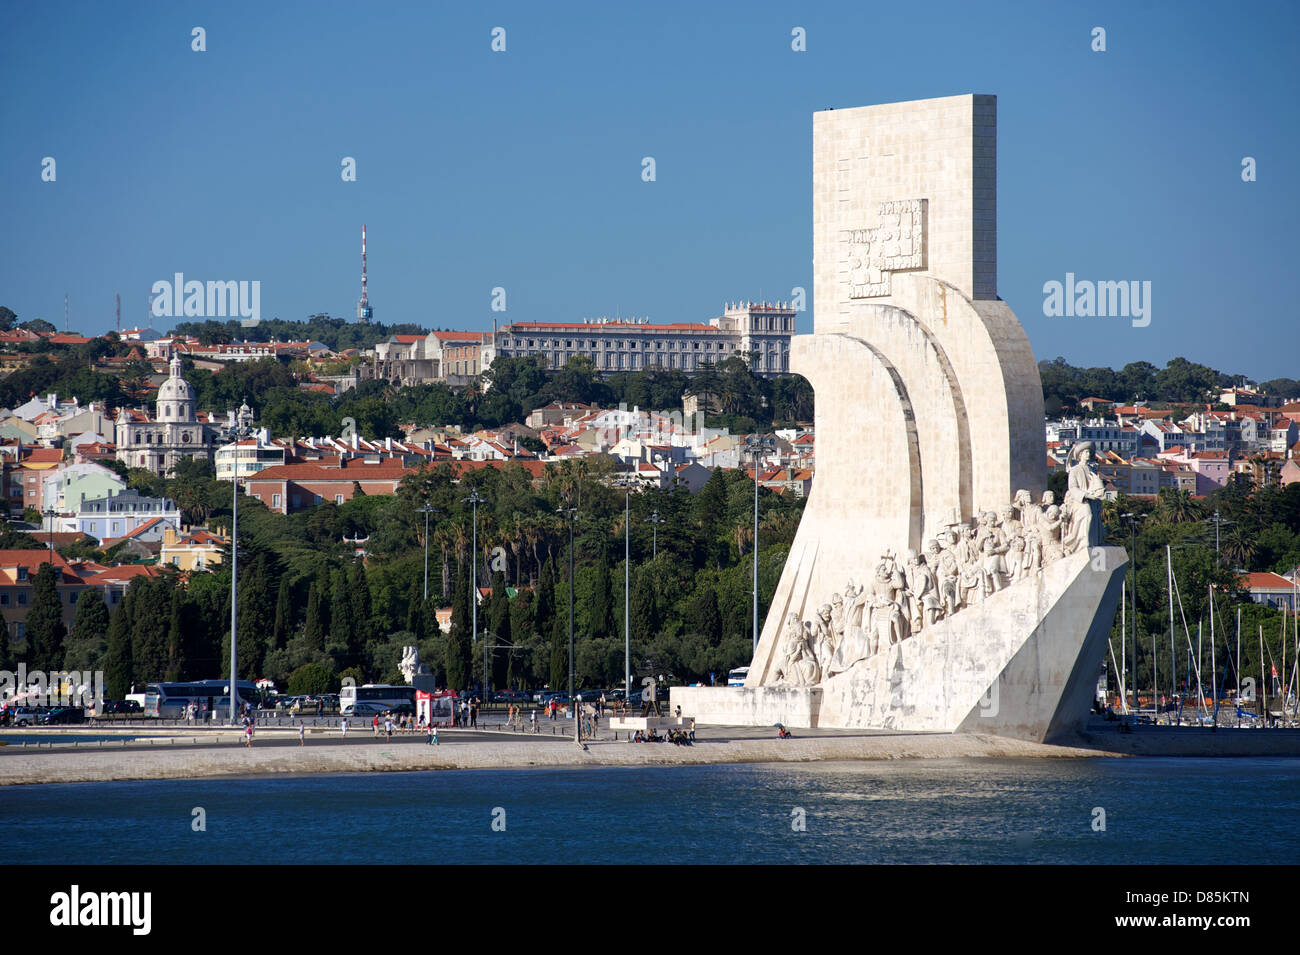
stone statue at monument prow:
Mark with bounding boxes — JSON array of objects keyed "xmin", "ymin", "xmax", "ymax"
[
  {"xmin": 1061, "ymin": 441, "xmax": 1105, "ymax": 554},
  {"xmin": 399, "ymin": 646, "xmax": 432, "ymax": 685}
]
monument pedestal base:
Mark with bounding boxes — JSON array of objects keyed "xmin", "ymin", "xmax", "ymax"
[
  {"xmin": 667, "ymin": 686, "xmax": 822, "ymax": 730},
  {"xmin": 671, "ymin": 547, "xmax": 1125, "ymax": 744}
]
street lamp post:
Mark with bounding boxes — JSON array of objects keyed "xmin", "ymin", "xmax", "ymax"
[
  {"xmin": 558, "ymin": 505, "xmax": 576, "ymax": 709},
  {"xmin": 228, "ymin": 404, "xmax": 251, "ymax": 725},
  {"xmin": 464, "ymin": 490, "xmax": 487, "ymax": 696},
  {"xmin": 42, "ymin": 508, "xmax": 55, "ymax": 560},
  {"xmin": 646, "ymin": 510, "xmax": 664, "ymax": 560},
  {"xmin": 417, "ymin": 504, "xmax": 437, "ymax": 600},
  {"xmin": 616, "ymin": 478, "xmax": 634, "ymax": 702},
  {"xmin": 744, "ymin": 435, "xmax": 775, "ymax": 652}
]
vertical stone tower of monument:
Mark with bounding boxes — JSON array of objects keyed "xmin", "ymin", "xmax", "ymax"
[
  {"xmin": 750, "ymin": 94, "xmax": 1047, "ymax": 683},
  {"xmin": 674, "ymin": 95, "xmax": 1126, "ymax": 742}
]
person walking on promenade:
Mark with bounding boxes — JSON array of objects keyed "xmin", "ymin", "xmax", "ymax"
[
  {"xmin": 372, "ymin": 714, "xmax": 380, "ymax": 737},
  {"xmin": 243, "ymin": 718, "xmax": 253, "ymax": 748},
  {"xmin": 298, "ymin": 720, "xmax": 306, "ymax": 746},
  {"xmin": 470, "ymin": 701, "xmax": 478, "ymax": 729},
  {"xmin": 384, "ymin": 716, "xmax": 393, "ymax": 740},
  {"xmin": 341, "ymin": 718, "xmax": 349, "ymax": 738}
]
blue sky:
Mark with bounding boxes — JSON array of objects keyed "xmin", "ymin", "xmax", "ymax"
[{"xmin": 3, "ymin": 0, "xmax": 1296, "ymax": 378}]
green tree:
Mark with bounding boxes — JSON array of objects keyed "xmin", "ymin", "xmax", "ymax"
[
  {"xmin": 302, "ymin": 578, "xmax": 328, "ymax": 653},
  {"xmin": 287, "ymin": 662, "xmax": 334, "ymax": 696},
  {"xmin": 488, "ymin": 570, "xmax": 512, "ymax": 687},
  {"xmin": 444, "ymin": 566, "xmax": 472, "ymax": 690},
  {"xmin": 25, "ymin": 563, "xmax": 66, "ymax": 672},
  {"xmin": 271, "ymin": 576, "xmax": 294, "ymax": 652},
  {"xmin": 130, "ymin": 577, "xmax": 172, "ymax": 682},
  {"xmin": 587, "ymin": 554, "xmax": 613, "ymax": 639},
  {"xmin": 104, "ymin": 599, "xmax": 134, "ymax": 699},
  {"xmin": 629, "ymin": 566, "xmax": 659, "ymax": 645},
  {"xmin": 327, "ymin": 567, "xmax": 354, "ymax": 667},
  {"xmin": 549, "ymin": 607, "xmax": 567, "ymax": 690},
  {"xmin": 165, "ymin": 587, "xmax": 185, "ymax": 681}
]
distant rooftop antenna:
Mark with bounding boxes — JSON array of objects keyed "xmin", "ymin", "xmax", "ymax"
[
  {"xmin": 115, "ymin": 292, "xmax": 121, "ymax": 333},
  {"xmin": 356, "ymin": 224, "xmax": 373, "ymax": 324},
  {"xmin": 64, "ymin": 293, "xmax": 68, "ymax": 332}
]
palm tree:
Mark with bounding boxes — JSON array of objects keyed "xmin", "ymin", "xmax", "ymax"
[
  {"xmin": 1221, "ymin": 527, "xmax": 1257, "ymax": 570},
  {"xmin": 1154, "ymin": 488, "xmax": 1202, "ymax": 525}
]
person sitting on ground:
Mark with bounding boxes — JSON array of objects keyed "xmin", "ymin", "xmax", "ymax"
[{"xmin": 777, "ymin": 723, "xmax": 792, "ymax": 739}]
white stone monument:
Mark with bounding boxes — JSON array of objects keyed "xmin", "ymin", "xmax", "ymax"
[{"xmin": 671, "ymin": 95, "xmax": 1127, "ymax": 743}]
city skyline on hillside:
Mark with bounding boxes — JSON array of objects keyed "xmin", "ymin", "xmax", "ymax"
[{"xmin": 2, "ymin": 1, "xmax": 1296, "ymax": 378}]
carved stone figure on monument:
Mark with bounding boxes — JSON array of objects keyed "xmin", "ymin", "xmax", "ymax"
[
  {"xmin": 1022, "ymin": 528, "xmax": 1043, "ymax": 575},
  {"xmin": 1005, "ymin": 535, "xmax": 1027, "ymax": 582},
  {"xmin": 1014, "ymin": 488, "xmax": 1040, "ymax": 530},
  {"xmin": 956, "ymin": 526, "xmax": 982, "ymax": 607},
  {"xmin": 1061, "ymin": 442, "xmax": 1105, "ymax": 554},
  {"xmin": 980, "ymin": 535, "xmax": 1008, "ymax": 595},
  {"xmin": 906, "ymin": 548, "xmax": 940, "ymax": 629},
  {"xmin": 810, "ymin": 604, "xmax": 834, "ymax": 666},
  {"xmin": 778, "ymin": 613, "xmax": 820, "ymax": 686},
  {"xmin": 927, "ymin": 537, "xmax": 960, "ymax": 618},
  {"xmin": 866, "ymin": 563, "xmax": 907, "ymax": 651},
  {"xmin": 1040, "ymin": 504, "xmax": 1065, "ymax": 563},
  {"xmin": 999, "ymin": 503, "xmax": 1023, "ymax": 542},
  {"xmin": 828, "ymin": 592, "xmax": 847, "ymax": 661}
]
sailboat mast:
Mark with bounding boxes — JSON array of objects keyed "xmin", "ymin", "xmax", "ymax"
[
  {"xmin": 1170, "ymin": 545, "xmax": 1180, "ymax": 717},
  {"xmin": 1236, "ymin": 606, "xmax": 1242, "ymax": 728},
  {"xmin": 1209, "ymin": 587, "xmax": 1216, "ymax": 723},
  {"xmin": 1120, "ymin": 579, "xmax": 1127, "ymax": 713},
  {"xmin": 1196, "ymin": 619, "xmax": 1203, "ymax": 721},
  {"xmin": 1260, "ymin": 624, "xmax": 1266, "ymax": 727}
]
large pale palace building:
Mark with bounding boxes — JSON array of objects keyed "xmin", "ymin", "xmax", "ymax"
[{"xmin": 494, "ymin": 301, "xmax": 796, "ymax": 377}]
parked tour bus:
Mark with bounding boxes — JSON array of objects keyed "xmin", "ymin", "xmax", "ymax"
[{"xmin": 127, "ymin": 680, "xmax": 260, "ymax": 719}]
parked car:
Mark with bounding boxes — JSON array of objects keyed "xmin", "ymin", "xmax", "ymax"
[
  {"xmin": 40, "ymin": 706, "xmax": 86, "ymax": 725},
  {"xmin": 101, "ymin": 700, "xmax": 142, "ymax": 716},
  {"xmin": 7, "ymin": 706, "xmax": 48, "ymax": 727},
  {"xmin": 343, "ymin": 701, "xmax": 389, "ymax": 717}
]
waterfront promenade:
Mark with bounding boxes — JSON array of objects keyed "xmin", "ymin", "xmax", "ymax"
[{"xmin": 4, "ymin": 716, "xmax": 1300, "ymax": 786}]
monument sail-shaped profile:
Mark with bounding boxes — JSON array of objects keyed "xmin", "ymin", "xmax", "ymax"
[{"xmin": 672, "ymin": 95, "xmax": 1127, "ymax": 743}]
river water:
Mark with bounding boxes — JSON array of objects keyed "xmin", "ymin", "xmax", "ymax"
[{"xmin": 3, "ymin": 758, "xmax": 1295, "ymax": 864}]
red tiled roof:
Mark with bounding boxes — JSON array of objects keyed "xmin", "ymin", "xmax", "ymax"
[
  {"xmin": 429, "ymin": 330, "xmax": 488, "ymax": 342},
  {"xmin": 248, "ymin": 459, "xmax": 416, "ymax": 482},
  {"xmin": 175, "ymin": 530, "xmax": 225, "ymax": 547},
  {"xmin": 20, "ymin": 448, "xmax": 63, "ymax": 465},
  {"xmin": 1240, "ymin": 572, "xmax": 1295, "ymax": 591},
  {"xmin": 0, "ymin": 549, "xmax": 79, "ymax": 585},
  {"xmin": 82, "ymin": 564, "xmax": 162, "ymax": 585},
  {"xmin": 504, "ymin": 321, "xmax": 718, "ymax": 332}
]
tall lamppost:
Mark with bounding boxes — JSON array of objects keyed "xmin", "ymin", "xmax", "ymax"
[
  {"xmin": 464, "ymin": 489, "xmax": 487, "ymax": 696},
  {"xmin": 614, "ymin": 476, "xmax": 635, "ymax": 702},
  {"xmin": 558, "ymin": 504, "xmax": 577, "ymax": 707},
  {"xmin": 228, "ymin": 403, "xmax": 252, "ymax": 725},
  {"xmin": 416, "ymin": 504, "xmax": 438, "ymax": 600},
  {"xmin": 744, "ymin": 435, "xmax": 775, "ymax": 651},
  {"xmin": 42, "ymin": 508, "xmax": 55, "ymax": 560},
  {"xmin": 646, "ymin": 510, "xmax": 664, "ymax": 560}
]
